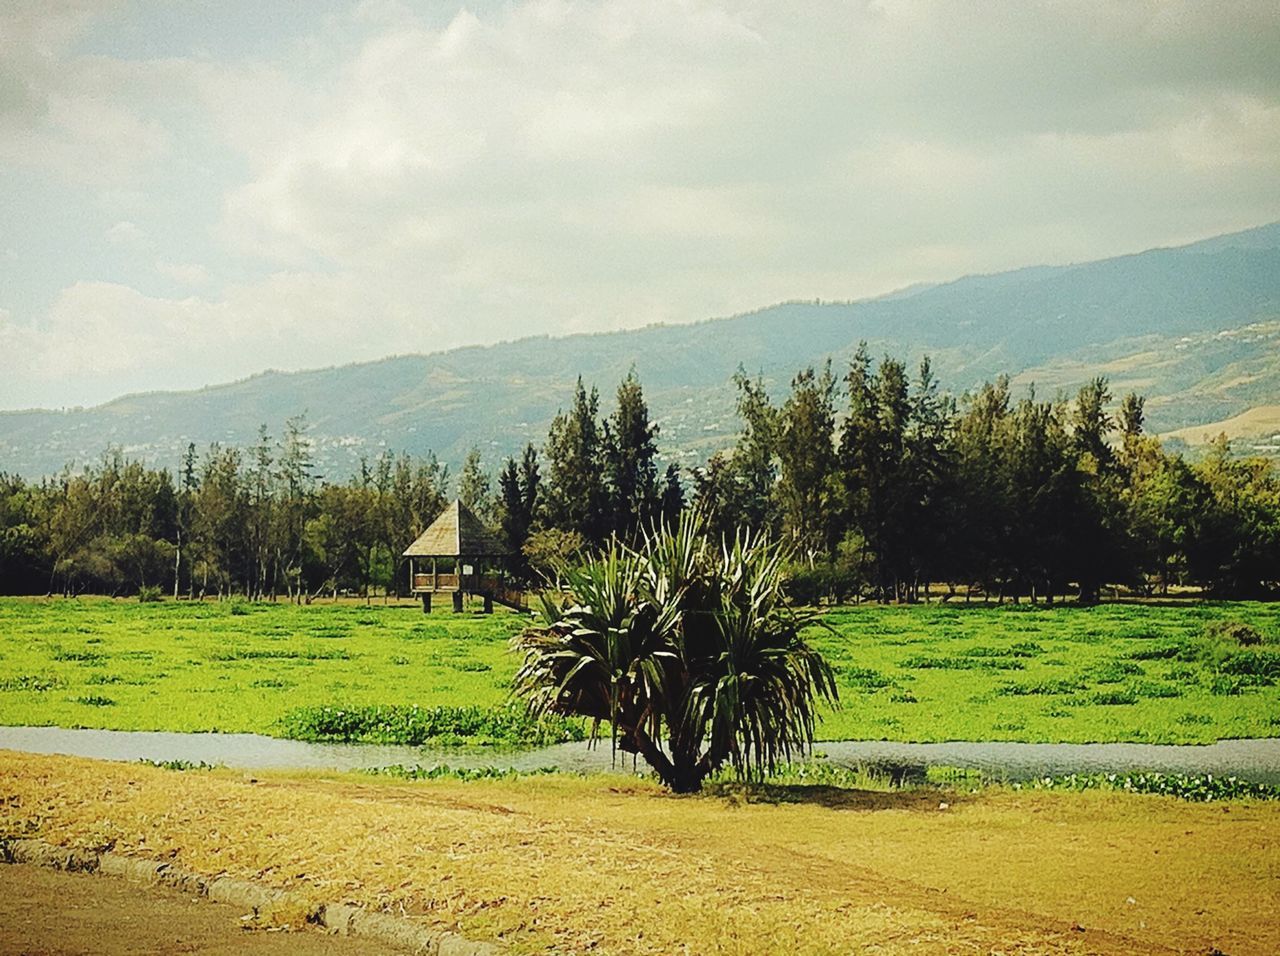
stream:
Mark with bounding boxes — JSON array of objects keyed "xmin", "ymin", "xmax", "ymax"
[{"xmin": 4, "ymin": 726, "xmax": 1280, "ymax": 783}]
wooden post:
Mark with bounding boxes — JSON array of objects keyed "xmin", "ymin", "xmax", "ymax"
[
  {"xmin": 483, "ymin": 593, "xmax": 493, "ymax": 614},
  {"xmin": 422, "ymin": 592, "xmax": 431, "ymax": 613},
  {"xmin": 452, "ymin": 590, "xmax": 464, "ymax": 613}
]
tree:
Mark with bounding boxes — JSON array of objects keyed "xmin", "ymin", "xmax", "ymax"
[
  {"xmin": 730, "ymin": 369, "xmax": 779, "ymax": 535},
  {"xmin": 513, "ymin": 513, "xmax": 837, "ymax": 793},
  {"xmin": 604, "ymin": 369, "xmax": 661, "ymax": 538},
  {"xmin": 458, "ymin": 448, "xmax": 495, "ymax": 523},
  {"xmin": 775, "ymin": 364, "xmax": 838, "ymax": 556},
  {"xmin": 660, "ymin": 463, "xmax": 683, "ymax": 526},
  {"xmin": 543, "ymin": 378, "xmax": 607, "ymax": 542},
  {"xmin": 499, "ymin": 443, "xmax": 540, "ymax": 576}
]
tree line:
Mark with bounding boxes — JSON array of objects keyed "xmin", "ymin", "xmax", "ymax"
[
  {"xmin": 0, "ymin": 371, "xmax": 681, "ymax": 600},
  {"xmin": 694, "ymin": 347, "xmax": 1279, "ymax": 602},
  {"xmin": 1, "ymin": 353, "xmax": 1277, "ymax": 601}
]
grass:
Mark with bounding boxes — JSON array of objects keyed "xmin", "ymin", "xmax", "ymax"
[
  {"xmin": 2, "ymin": 750, "xmax": 1278, "ymax": 955},
  {"xmin": 0, "ymin": 597, "xmax": 1278, "ymax": 743}
]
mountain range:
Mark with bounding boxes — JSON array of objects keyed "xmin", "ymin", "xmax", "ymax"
[{"xmin": 4, "ymin": 221, "xmax": 1280, "ymax": 479}]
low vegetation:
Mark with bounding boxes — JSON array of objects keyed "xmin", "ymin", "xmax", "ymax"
[
  {"xmin": 281, "ymin": 703, "xmax": 585, "ymax": 748},
  {"xmin": 1, "ymin": 598, "xmax": 1278, "ymax": 744}
]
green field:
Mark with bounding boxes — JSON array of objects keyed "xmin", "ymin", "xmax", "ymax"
[{"xmin": 1, "ymin": 598, "xmax": 1278, "ymax": 744}]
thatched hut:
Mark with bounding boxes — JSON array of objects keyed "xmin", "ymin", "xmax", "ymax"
[{"xmin": 402, "ymin": 500, "xmax": 520, "ymax": 613}]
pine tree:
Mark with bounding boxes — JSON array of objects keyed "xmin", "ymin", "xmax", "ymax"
[
  {"xmin": 776, "ymin": 363, "xmax": 837, "ymax": 555},
  {"xmin": 730, "ymin": 369, "xmax": 779, "ymax": 535},
  {"xmin": 543, "ymin": 378, "xmax": 607, "ymax": 542},
  {"xmin": 458, "ymin": 448, "xmax": 495, "ymax": 523},
  {"xmin": 604, "ymin": 369, "xmax": 660, "ymax": 538}
]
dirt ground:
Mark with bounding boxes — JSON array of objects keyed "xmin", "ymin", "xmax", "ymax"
[
  {"xmin": 4, "ymin": 751, "xmax": 1279, "ymax": 955},
  {"xmin": 0, "ymin": 863, "xmax": 405, "ymax": 956}
]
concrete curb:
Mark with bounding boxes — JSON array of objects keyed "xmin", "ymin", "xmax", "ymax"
[{"xmin": 0, "ymin": 838, "xmax": 502, "ymax": 956}]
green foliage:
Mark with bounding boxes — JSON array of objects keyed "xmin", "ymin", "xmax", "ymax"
[
  {"xmin": 1203, "ymin": 620, "xmax": 1265, "ymax": 646},
  {"xmin": 281, "ymin": 704, "xmax": 584, "ymax": 748},
  {"xmin": 2, "ymin": 599, "xmax": 1279, "ymax": 746},
  {"xmin": 0, "ymin": 674, "xmax": 64, "ymax": 692},
  {"xmin": 361, "ymin": 764, "xmax": 559, "ymax": 782},
  {"xmin": 1013, "ymin": 771, "xmax": 1280, "ymax": 802},
  {"xmin": 902, "ymin": 654, "xmax": 1025, "ymax": 671},
  {"xmin": 72, "ymin": 694, "xmax": 115, "ymax": 706},
  {"xmin": 512, "ymin": 513, "xmax": 837, "ymax": 792},
  {"xmin": 137, "ymin": 585, "xmax": 163, "ymax": 603}
]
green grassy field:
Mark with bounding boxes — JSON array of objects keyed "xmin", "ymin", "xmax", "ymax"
[{"xmin": 0, "ymin": 597, "xmax": 1277, "ymax": 743}]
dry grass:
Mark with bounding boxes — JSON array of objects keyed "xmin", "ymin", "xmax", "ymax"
[
  {"xmin": 1162, "ymin": 403, "xmax": 1280, "ymax": 444},
  {"xmin": 2, "ymin": 751, "xmax": 1278, "ymax": 955}
]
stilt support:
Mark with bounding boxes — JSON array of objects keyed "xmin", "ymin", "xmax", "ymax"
[
  {"xmin": 452, "ymin": 590, "xmax": 464, "ymax": 613},
  {"xmin": 421, "ymin": 592, "xmax": 431, "ymax": 614}
]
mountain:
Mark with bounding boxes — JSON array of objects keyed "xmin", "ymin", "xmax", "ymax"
[{"xmin": 3, "ymin": 222, "xmax": 1280, "ymax": 478}]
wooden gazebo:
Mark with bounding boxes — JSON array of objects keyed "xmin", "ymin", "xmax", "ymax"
[{"xmin": 402, "ymin": 500, "xmax": 524, "ymax": 613}]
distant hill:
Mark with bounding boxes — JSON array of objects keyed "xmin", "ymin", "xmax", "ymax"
[
  {"xmin": 1162, "ymin": 404, "xmax": 1280, "ymax": 453},
  {"xmin": 3, "ymin": 222, "xmax": 1280, "ymax": 478}
]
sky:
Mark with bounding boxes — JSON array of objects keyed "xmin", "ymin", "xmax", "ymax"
[{"xmin": 2, "ymin": 1, "xmax": 1279, "ymax": 411}]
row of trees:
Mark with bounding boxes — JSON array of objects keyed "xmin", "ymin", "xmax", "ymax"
[
  {"xmin": 692, "ymin": 347, "xmax": 1280, "ymax": 601},
  {"xmin": 2, "ymin": 353, "xmax": 1277, "ymax": 600},
  {"xmin": 0, "ymin": 371, "xmax": 683, "ymax": 599}
]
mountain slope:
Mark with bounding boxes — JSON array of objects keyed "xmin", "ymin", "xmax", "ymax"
[{"xmin": 3, "ymin": 222, "xmax": 1280, "ymax": 477}]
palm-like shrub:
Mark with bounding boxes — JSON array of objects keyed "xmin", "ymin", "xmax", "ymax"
[{"xmin": 512, "ymin": 513, "xmax": 837, "ymax": 792}]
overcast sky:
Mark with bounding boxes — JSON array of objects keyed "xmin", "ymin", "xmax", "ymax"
[{"xmin": 2, "ymin": 0, "xmax": 1278, "ymax": 410}]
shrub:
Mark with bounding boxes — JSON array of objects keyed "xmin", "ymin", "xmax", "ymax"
[
  {"xmin": 997, "ymin": 679, "xmax": 1083, "ymax": 696},
  {"xmin": 362, "ymin": 764, "xmax": 558, "ymax": 782},
  {"xmin": 902, "ymin": 654, "xmax": 1025, "ymax": 671},
  {"xmin": 514, "ymin": 513, "xmax": 837, "ymax": 793},
  {"xmin": 140, "ymin": 759, "xmax": 216, "ymax": 771},
  {"xmin": 1203, "ymin": 620, "xmax": 1264, "ymax": 647},
  {"xmin": 1014, "ymin": 771, "xmax": 1280, "ymax": 802},
  {"xmin": 0, "ymin": 674, "xmax": 65, "ymax": 692},
  {"xmin": 137, "ymin": 585, "xmax": 163, "ymax": 603},
  {"xmin": 838, "ymin": 666, "xmax": 894, "ymax": 690},
  {"xmin": 280, "ymin": 703, "xmax": 585, "ymax": 748}
]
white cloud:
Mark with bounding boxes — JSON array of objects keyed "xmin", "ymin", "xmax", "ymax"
[
  {"xmin": 155, "ymin": 260, "xmax": 209, "ymax": 286},
  {"xmin": 2, "ymin": 0, "xmax": 1280, "ymax": 408},
  {"xmin": 104, "ymin": 220, "xmax": 145, "ymax": 245}
]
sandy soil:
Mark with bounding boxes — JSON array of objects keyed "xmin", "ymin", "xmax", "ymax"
[
  {"xmin": 4, "ymin": 751, "xmax": 1278, "ymax": 955},
  {"xmin": 0, "ymin": 863, "xmax": 405, "ymax": 956}
]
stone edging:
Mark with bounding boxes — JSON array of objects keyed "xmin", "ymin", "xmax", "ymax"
[{"xmin": 0, "ymin": 837, "xmax": 502, "ymax": 956}]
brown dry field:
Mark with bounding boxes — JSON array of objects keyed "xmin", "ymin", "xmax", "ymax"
[{"xmin": 2, "ymin": 751, "xmax": 1278, "ymax": 955}]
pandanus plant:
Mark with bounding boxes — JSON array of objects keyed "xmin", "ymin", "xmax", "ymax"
[{"xmin": 511, "ymin": 512, "xmax": 837, "ymax": 793}]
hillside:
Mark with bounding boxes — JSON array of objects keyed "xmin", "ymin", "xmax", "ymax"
[
  {"xmin": 1162, "ymin": 404, "xmax": 1280, "ymax": 452},
  {"xmin": 3, "ymin": 222, "xmax": 1280, "ymax": 478}
]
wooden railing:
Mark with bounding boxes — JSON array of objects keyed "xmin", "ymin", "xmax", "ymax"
[
  {"xmin": 412, "ymin": 573, "xmax": 460, "ymax": 591},
  {"xmin": 411, "ymin": 571, "xmax": 526, "ymax": 609}
]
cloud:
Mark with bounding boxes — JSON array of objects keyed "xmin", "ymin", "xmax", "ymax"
[
  {"xmin": 105, "ymin": 220, "xmax": 145, "ymax": 245},
  {"xmin": 155, "ymin": 260, "xmax": 209, "ymax": 286},
  {"xmin": 2, "ymin": 0, "xmax": 1280, "ymax": 409}
]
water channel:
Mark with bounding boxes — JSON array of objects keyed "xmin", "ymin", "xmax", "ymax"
[{"xmin": 4, "ymin": 726, "xmax": 1280, "ymax": 784}]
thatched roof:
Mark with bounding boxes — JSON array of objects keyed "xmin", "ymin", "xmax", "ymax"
[{"xmin": 402, "ymin": 500, "xmax": 509, "ymax": 557}]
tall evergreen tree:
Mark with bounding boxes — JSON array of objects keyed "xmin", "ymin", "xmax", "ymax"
[
  {"xmin": 730, "ymin": 369, "xmax": 779, "ymax": 535},
  {"xmin": 458, "ymin": 448, "xmax": 495, "ymax": 523},
  {"xmin": 604, "ymin": 369, "xmax": 661, "ymax": 538},
  {"xmin": 776, "ymin": 363, "xmax": 838, "ymax": 555},
  {"xmin": 543, "ymin": 378, "xmax": 607, "ymax": 543}
]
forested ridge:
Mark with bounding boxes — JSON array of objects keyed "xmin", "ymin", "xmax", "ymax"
[{"xmin": 2, "ymin": 349, "xmax": 1277, "ymax": 602}]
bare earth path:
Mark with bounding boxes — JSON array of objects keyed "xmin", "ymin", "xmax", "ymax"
[{"xmin": 0, "ymin": 864, "xmax": 405, "ymax": 956}]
